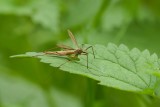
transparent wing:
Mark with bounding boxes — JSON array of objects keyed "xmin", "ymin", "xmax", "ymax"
[
  {"xmin": 67, "ymin": 29, "xmax": 79, "ymax": 48},
  {"xmin": 57, "ymin": 44, "xmax": 74, "ymax": 50}
]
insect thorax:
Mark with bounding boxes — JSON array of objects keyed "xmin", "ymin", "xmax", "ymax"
[{"xmin": 75, "ymin": 49, "xmax": 83, "ymax": 54}]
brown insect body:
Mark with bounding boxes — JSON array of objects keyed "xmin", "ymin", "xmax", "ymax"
[
  {"xmin": 45, "ymin": 49, "xmax": 84, "ymax": 56},
  {"xmin": 74, "ymin": 49, "xmax": 84, "ymax": 55},
  {"xmin": 44, "ymin": 30, "xmax": 95, "ymax": 68},
  {"xmin": 45, "ymin": 50, "xmax": 75, "ymax": 56}
]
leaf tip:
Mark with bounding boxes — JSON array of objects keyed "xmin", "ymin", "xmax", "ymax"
[{"xmin": 10, "ymin": 54, "xmax": 28, "ymax": 58}]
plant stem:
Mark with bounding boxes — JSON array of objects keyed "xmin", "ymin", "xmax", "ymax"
[{"xmin": 84, "ymin": 78, "xmax": 96, "ymax": 107}]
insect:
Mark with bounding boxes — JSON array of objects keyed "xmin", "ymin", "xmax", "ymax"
[{"xmin": 44, "ymin": 29, "xmax": 95, "ymax": 68}]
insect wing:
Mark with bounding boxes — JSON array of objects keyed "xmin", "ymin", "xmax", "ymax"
[
  {"xmin": 67, "ymin": 29, "xmax": 80, "ymax": 48},
  {"xmin": 57, "ymin": 44, "xmax": 74, "ymax": 50}
]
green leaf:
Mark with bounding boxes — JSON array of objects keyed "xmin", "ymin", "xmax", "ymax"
[
  {"xmin": 0, "ymin": 67, "xmax": 49, "ymax": 107},
  {"xmin": 62, "ymin": 0, "xmax": 102, "ymax": 28},
  {"xmin": 31, "ymin": 0, "xmax": 59, "ymax": 32},
  {"xmin": 0, "ymin": 66, "xmax": 82, "ymax": 107},
  {"xmin": 11, "ymin": 43, "xmax": 160, "ymax": 97},
  {"xmin": 101, "ymin": 4, "xmax": 132, "ymax": 31},
  {"xmin": 0, "ymin": 0, "xmax": 59, "ymax": 32}
]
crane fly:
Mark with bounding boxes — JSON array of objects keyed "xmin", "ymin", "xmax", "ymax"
[{"xmin": 44, "ymin": 30, "xmax": 95, "ymax": 68}]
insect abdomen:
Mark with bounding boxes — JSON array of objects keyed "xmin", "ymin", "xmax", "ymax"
[{"xmin": 45, "ymin": 50, "xmax": 75, "ymax": 56}]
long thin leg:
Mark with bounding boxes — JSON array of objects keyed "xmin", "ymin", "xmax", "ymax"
[
  {"xmin": 58, "ymin": 59, "xmax": 71, "ymax": 68},
  {"xmin": 81, "ymin": 52, "xmax": 89, "ymax": 69},
  {"xmin": 87, "ymin": 53, "xmax": 88, "ymax": 68},
  {"xmin": 85, "ymin": 46, "xmax": 95, "ymax": 58}
]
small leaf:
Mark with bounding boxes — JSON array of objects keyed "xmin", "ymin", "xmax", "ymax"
[
  {"xmin": 0, "ymin": 0, "xmax": 59, "ymax": 32},
  {"xmin": 31, "ymin": 0, "xmax": 59, "ymax": 31},
  {"xmin": 11, "ymin": 43, "xmax": 160, "ymax": 97},
  {"xmin": 101, "ymin": 5, "xmax": 132, "ymax": 31},
  {"xmin": 63, "ymin": 0, "xmax": 102, "ymax": 28}
]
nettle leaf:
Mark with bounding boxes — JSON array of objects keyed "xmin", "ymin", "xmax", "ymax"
[{"xmin": 11, "ymin": 43, "xmax": 160, "ymax": 97}]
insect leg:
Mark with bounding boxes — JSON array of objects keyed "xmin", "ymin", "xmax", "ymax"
[
  {"xmin": 58, "ymin": 59, "xmax": 71, "ymax": 68},
  {"xmin": 81, "ymin": 52, "xmax": 89, "ymax": 69},
  {"xmin": 85, "ymin": 46, "xmax": 95, "ymax": 58},
  {"xmin": 87, "ymin": 53, "xmax": 88, "ymax": 68}
]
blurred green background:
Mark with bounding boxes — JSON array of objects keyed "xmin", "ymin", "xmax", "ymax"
[{"xmin": 0, "ymin": 0, "xmax": 160, "ymax": 107}]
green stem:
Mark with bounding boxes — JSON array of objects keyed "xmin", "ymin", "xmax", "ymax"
[
  {"xmin": 44, "ymin": 88, "xmax": 56, "ymax": 107},
  {"xmin": 84, "ymin": 79, "xmax": 96, "ymax": 107},
  {"xmin": 92, "ymin": 0, "xmax": 110, "ymax": 28},
  {"xmin": 114, "ymin": 24, "xmax": 129, "ymax": 44}
]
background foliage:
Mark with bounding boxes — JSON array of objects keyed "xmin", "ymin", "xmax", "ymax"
[{"xmin": 0, "ymin": 0, "xmax": 160, "ymax": 107}]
